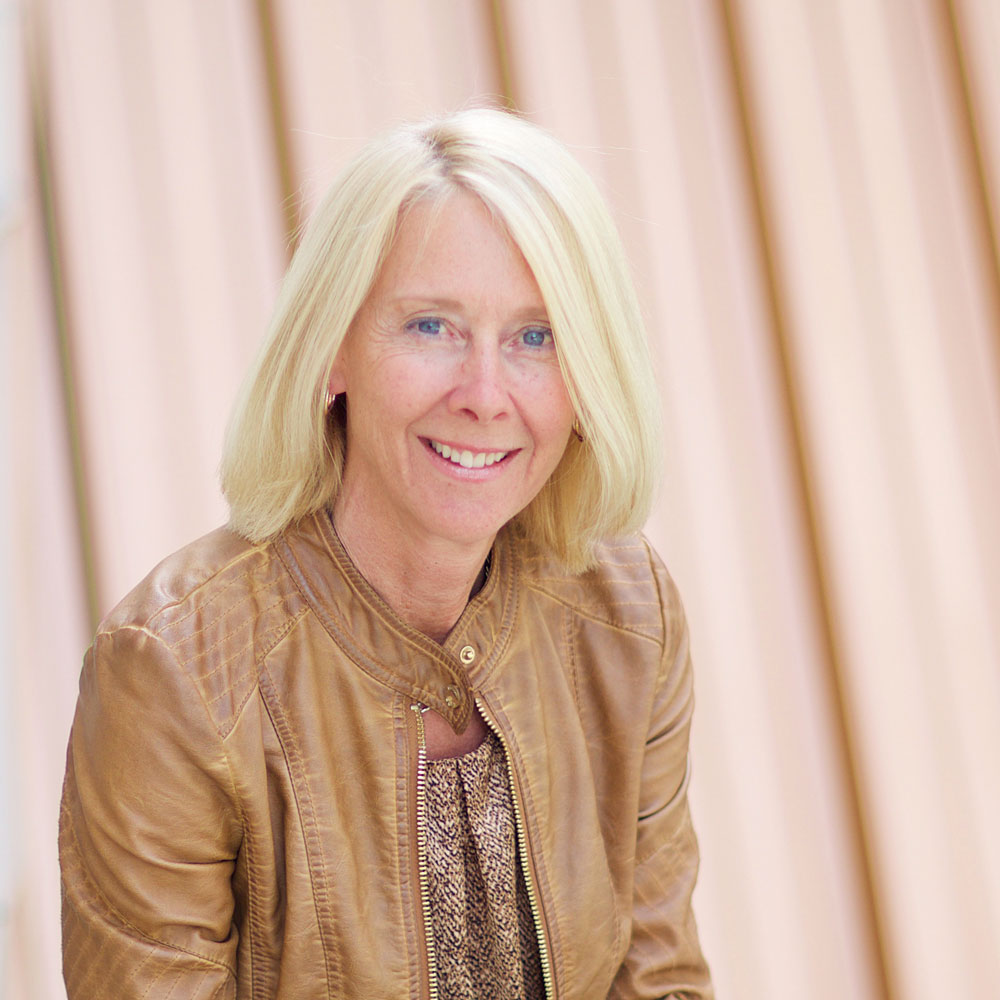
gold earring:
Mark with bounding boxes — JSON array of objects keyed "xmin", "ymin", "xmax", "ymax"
[
  {"xmin": 572, "ymin": 418, "xmax": 584, "ymax": 442},
  {"xmin": 324, "ymin": 389, "xmax": 336, "ymax": 412}
]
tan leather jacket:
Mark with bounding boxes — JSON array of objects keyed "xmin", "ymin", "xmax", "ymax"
[{"xmin": 60, "ymin": 511, "xmax": 713, "ymax": 998}]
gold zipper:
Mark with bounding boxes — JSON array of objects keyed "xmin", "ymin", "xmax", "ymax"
[
  {"xmin": 410, "ymin": 703, "xmax": 439, "ymax": 1000},
  {"xmin": 476, "ymin": 698, "xmax": 555, "ymax": 999}
]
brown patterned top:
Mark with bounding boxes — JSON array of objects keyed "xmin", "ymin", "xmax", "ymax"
[{"xmin": 425, "ymin": 730, "xmax": 544, "ymax": 999}]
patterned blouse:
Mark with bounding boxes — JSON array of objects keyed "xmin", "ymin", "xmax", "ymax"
[{"xmin": 424, "ymin": 730, "xmax": 544, "ymax": 999}]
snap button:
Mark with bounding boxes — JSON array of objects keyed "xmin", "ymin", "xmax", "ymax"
[
  {"xmin": 459, "ymin": 645, "xmax": 476, "ymax": 665},
  {"xmin": 443, "ymin": 685, "xmax": 462, "ymax": 709}
]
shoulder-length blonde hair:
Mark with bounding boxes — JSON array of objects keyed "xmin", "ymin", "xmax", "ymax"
[{"xmin": 221, "ymin": 108, "xmax": 661, "ymax": 571}]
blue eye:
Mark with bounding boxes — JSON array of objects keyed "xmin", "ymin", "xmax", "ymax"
[
  {"xmin": 408, "ymin": 317, "xmax": 444, "ymax": 336},
  {"xmin": 522, "ymin": 327, "xmax": 552, "ymax": 348}
]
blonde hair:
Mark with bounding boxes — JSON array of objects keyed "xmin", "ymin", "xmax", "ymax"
[{"xmin": 221, "ymin": 108, "xmax": 661, "ymax": 571}]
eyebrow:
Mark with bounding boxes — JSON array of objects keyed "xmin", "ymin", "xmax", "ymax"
[{"xmin": 388, "ymin": 296, "xmax": 550, "ymax": 324}]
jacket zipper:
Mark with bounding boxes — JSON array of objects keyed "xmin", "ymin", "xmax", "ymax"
[
  {"xmin": 476, "ymin": 698, "xmax": 555, "ymax": 1000},
  {"xmin": 411, "ymin": 700, "xmax": 555, "ymax": 1000},
  {"xmin": 410, "ymin": 704, "xmax": 439, "ymax": 1000}
]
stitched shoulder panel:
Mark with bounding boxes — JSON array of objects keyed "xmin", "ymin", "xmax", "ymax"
[
  {"xmin": 519, "ymin": 534, "xmax": 667, "ymax": 645},
  {"xmin": 98, "ymin": 526, "xmax": 309, "ymax": 735}
]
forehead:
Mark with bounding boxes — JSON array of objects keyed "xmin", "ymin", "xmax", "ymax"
[
  {"xmin": 372, "ymin": 189, "xmax": 544, "ymax": 305},
  {"xmin": 395, "ymin": 188, "xmax": 511, "ymax": 258}
]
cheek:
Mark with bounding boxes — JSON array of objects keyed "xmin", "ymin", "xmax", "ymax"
[
  {"xmin": 533, "ymin": 372, "xmax": 575, "ymax": 430},
  {"xmin": 354, "ymin": 362, "xmax": 425, "ymax": 418}
]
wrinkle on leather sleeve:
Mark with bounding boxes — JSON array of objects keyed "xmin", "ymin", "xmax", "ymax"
[
  {"xmin": 609, "ymin": 552, "xmax": 714, "ymax": 1000},
  {"xmin": 60, "ymin": 624, "xmax": 242, "ymax": 999}
]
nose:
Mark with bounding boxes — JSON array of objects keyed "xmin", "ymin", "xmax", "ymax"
[{"xmin": 448, "ymin": 340, "xmax": 511, "ymax": 423}]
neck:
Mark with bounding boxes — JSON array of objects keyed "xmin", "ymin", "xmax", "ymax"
[{"xmin": 331, "ymin": 500, "xmax": 494, "ymax": 643}]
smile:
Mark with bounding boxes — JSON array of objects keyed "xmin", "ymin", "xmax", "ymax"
[{"xmin": 428, "ymin": 439, "xmax": 510, "ymax": 469}]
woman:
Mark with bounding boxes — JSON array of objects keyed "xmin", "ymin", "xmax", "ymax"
[{"xmin": 60, "ymin": 108, "xmax": 713, "ymax": 999}]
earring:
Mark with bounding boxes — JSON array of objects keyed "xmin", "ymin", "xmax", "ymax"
[
  {"xmin": 572, "ymin": 418, "xmax": 584, "ymax": 442},
  {"xmin": 324, "ymin": 389, "xmax": 336, "ymax": 413}
]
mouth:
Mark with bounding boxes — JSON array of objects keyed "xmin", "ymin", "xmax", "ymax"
[{"xmin": 427, "ymin": 439, "xmax": 512, "ymax": 469}]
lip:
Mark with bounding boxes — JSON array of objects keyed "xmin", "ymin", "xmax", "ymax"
[{"xmin": 421, "ymin": 437, "xmax": 518, "ymax": 472}]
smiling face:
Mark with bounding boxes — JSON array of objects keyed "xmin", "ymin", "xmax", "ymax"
[{"xmin": 328, "ymin": 188, "xmax": 575, "ymax": 563}]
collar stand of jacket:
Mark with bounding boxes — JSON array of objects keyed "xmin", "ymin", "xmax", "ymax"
[{"xmin": 276, "ymin": 511, "xmax": 519, "ymax": 735}]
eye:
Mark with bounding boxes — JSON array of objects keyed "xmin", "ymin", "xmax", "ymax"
[
  {"xmin": 406, "ymin": 317, "xmax": 445, "ymax": 336},
  {"xmin": 521, "ymin": 326, "xmax": 553, "ymax": 348}
]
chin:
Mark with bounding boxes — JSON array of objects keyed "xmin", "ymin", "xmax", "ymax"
[{"xmin": 422, "ymin": 511, "xmax": 515, "ymax": 550}]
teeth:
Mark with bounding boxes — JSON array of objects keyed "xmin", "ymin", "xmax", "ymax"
[{"xmin": 430, "ymin": 440, "xmax": 508, "ymax": 468}]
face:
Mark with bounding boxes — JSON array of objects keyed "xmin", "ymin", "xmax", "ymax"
[{"xmin": 329, "ymin": 188, "xmax": 575, "ymax": 559}]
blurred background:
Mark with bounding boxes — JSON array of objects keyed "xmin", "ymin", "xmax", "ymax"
[{"xmin": 3, "ymin": 1, "xmax": 999, "ymax": 997}]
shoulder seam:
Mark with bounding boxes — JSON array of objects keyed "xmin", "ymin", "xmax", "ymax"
[
  {"xmin": 640, "ymin": 535, "xmax": 668, "ymax": 656},
  {"xmin": 523, "ymin": 583, "xmax": 662, "ymax": 644},
  {"xmin": 94, "ymin": 623, "xmax": 257, "ymax": 754},
  {"xmin": 120, "ymin": 543, "xmax": 267, "ymax": 633}
]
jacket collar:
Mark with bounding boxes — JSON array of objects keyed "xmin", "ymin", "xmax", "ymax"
[{"xmin": 276, "ymin": 510, "xmax": 519, "ymax": 734}]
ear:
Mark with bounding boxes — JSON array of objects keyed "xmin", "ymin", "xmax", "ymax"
[{"xmin": 327, "ymin": 355, "xmax": 348, "ymax": 396}]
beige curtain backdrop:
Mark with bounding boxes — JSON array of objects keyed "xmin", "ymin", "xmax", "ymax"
[{"xmin": 4, "ymin": 1, "xmax": 998, "ymax": 997}]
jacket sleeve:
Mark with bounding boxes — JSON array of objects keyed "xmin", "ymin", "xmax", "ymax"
[
  {"xmin": 60, "ymin": 624, "xmax": 242, "ymax": 999},
  {"xmin": 609, "ymin": 558, "xmax": 714, "ymax": 1000}
]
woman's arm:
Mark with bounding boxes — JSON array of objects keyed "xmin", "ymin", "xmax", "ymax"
[
  {"xmin": 610, "ymin": 557, "xmax": 714, "ymax": 1000},
  {"xmin": 60, "ymin": 625, "xmax": 242, "ymax": 999}
]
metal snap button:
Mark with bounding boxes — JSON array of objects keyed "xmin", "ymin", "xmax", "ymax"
[
  {"xmin": 459, "ymin": 645, "xmax": 476, "ymax": 665},
  {"xmin": 444, "ymin": 685, "xmax": 462, "ymax": 709}
]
